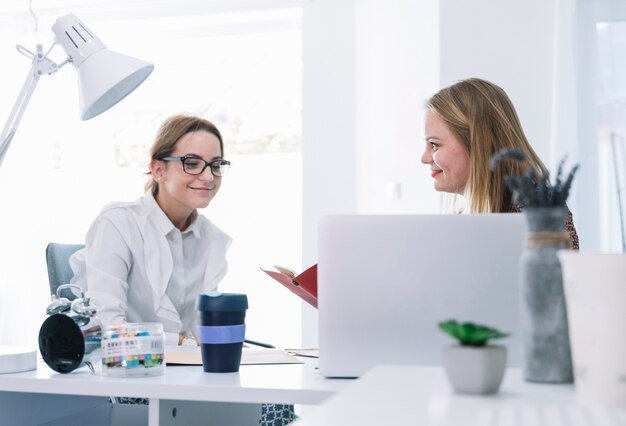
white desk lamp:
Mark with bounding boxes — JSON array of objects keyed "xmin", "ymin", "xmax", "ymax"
[
  {"xmin": 0, "ymin": 13, "xmax": 154, "ymax": 168},
  {"xmin": 0, "ymin": 13, "xmax": 153, "ymax": 374}
]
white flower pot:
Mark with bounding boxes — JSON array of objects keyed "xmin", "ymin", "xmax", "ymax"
[
  {"xmin": 558, "ymin": 251, "xmax": 626, "ymax": 406},
  {"xmin": 442, "ymin": 345, "xmax": 507, "ymax": 394}
]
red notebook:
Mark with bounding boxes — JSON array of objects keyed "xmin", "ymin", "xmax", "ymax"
[{"xmin": 261, "ymin": 264, "xmax": 318, "ymax": 308}]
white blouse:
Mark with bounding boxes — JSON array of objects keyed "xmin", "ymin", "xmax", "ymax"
[{"xmin": 70, "ymin": 191, "xmax": 232, "ymax": 344}]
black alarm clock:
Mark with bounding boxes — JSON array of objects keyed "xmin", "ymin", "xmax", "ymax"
[{"xmin": 38, "ymin": 284, "xmax": 101, "ymax": 373}]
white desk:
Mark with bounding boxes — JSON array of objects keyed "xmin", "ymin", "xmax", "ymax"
[
  {"xmin": 0, "ymin": 358, "xmax": 351, "ymax": 425},
  {"xmin": 294, "ymin": 366, "xmax": 626, "ymax": 426},
  {"xmin": 8, "ymin": 362, "xmax": 626, "ymax": 426}
]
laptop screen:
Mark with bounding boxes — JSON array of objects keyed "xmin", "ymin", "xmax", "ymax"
[{"xmin": 318, "ymin": 214, "xmax": 526, "ymax": 378}]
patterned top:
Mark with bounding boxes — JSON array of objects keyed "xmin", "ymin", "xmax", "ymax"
[{"xmin": 510, "ymin": 204, "xmax": 580, "ymax": 250}]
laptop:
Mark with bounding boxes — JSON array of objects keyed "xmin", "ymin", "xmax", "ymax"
[{"xmin": 318, "ymin": 214, "xmax": 526, "ymax": 378}]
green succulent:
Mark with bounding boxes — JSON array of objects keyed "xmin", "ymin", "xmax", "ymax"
[
  {"xmin": 489, "ymin": 148, "xmax": 579, "ymax": 207},
  {"xmin": 438, "ymin": 319, "xmax": 508, "ymax": 347}
]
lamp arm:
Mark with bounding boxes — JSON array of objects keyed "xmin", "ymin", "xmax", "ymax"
[{"xmin": 0, "ymin": 45, "xmax": 61, "ymax": 168}]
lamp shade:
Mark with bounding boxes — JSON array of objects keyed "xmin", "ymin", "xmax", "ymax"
[{"xmin": 51, "ymin": 14, "xmax": 153, "ymax": 120}]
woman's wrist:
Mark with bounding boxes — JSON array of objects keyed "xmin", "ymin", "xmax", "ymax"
[{"xmin": 178, "ymin": 334, "xmax": 199, "ymax": 346}]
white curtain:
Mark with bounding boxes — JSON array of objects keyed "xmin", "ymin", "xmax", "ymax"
[{"xmin": 550, "ymin": 0, "xmax": 604, "ymax": 251}]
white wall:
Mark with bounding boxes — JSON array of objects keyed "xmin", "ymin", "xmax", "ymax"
[
  {"xmin": 302, "ymin": 0, "xmax": 359, "ymax": 348},
  {"xmin": 302, "ymin": 0, "xmax": 441, "ymax": 346},
  {"xmin": 354, "ymin": 0, "xmax": 440, "ymax": 215},
  {"xmin": 440, "ymin": 0, "xmax": 555, "ymax": 166}
]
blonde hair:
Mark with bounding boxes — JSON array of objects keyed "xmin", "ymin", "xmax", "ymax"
[
  {"xmin": 426, "ymin": 78, "xmax": 546, "ymax": 213},
  {"xmin": 145, "ymin": 114, "xmax": 224, "ymax": 194}
]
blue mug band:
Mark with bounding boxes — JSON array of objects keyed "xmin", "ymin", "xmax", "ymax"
[{"xmin": 197, "ymin": 324, "xmax": 246, "ymax": 344}]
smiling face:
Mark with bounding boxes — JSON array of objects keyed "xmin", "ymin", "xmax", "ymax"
[
  {"xmin": 421, "ymin": 110, "xmax": 470, "ymax": 195},
  {"xmin": 150, "ymin": 130, "xmax": 223, "ymax": 228}
]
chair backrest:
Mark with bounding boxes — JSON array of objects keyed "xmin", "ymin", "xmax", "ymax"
[{"xmin": 45, "ymin": 242, "xmax": 85, "ymax": 300}]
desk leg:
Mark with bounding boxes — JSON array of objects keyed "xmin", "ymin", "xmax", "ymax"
[
  {"xmin": 154, "ymin": 399, "xmax": 262, "ymax": 426},
  {"xmin": 149, "ymin": 398, "xmax": 160, "ymax": 426}
]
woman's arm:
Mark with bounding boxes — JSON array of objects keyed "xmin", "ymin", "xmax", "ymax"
[
  {"xmin": 83, "ymin": 213, "xmax": 134, "ymax": 327},
  {"xmin": 564, "ymin": 211, "xmax": 580, "ymax": 250}
]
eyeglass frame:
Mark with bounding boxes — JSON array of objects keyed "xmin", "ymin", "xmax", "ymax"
[{"xmin": 159, "ymin": 155, "xmax": 231, "ymax": 177}]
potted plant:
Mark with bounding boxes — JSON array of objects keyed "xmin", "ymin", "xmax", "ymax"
[
  {"xmin": 439, "ymin": 319, "xmax": 508, "ymax": 394},
  {"xmin": 489, "ymin": 149, "xmax": 579, "ymax": 210},
  {"xmin": 490, "ymin": 149, "xmax": 579, "ymax": 383}
]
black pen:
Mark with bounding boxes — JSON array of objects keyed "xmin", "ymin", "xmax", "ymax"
[{"xmin": 244, "ymin": 339, "xmax": 275, "ymax": 349}]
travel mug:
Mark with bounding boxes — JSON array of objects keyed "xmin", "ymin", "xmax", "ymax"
[{"xmin": 196, "ymin": 291, "xmax": 248, "ymax": 373}]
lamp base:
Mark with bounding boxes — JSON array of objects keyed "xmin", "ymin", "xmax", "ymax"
[{"xmin": 0, "ymin": 346, "xmax": 37, "ymax": 374}]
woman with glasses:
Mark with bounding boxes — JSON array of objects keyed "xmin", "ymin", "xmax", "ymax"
[
  {"xmin": 70, "ymin": 114, "xmax": 297, "ymax": 425},
  {"xmin": 70, "ymin": 114, "xmax": 232, "ymax": 345}
]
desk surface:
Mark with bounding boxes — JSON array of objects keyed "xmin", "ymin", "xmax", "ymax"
[
  {"xmin": 294, "ymin": 366, "xmax": 626, "ymax": 425},
  {"xmin": 7, "ymin": 361, "xmax": 626, "ymax": 425},
  {"xmin": 0, "ymin": 358, "xmax": 351, "ymax": 405}
]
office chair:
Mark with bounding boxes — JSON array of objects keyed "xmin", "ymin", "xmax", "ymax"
[{"xmin": 45, "ymin": 242, "xmax": 85, "ymax": 300}]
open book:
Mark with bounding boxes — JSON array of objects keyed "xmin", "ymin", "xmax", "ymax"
[
  {"xmin": 261, "ymin": 264, "xmax": 318, "ymax": 308},
  {"xmin": 165, "ymin": 346, "xmax": 303, "ymax": 366}
]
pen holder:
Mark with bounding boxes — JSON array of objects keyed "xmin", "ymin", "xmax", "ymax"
[
  {"xmin": 196, "ymin": 292, "xmax": 248, "ymax": 373},
  {"xmin": 101, "ymin": 322, "xmax": 165, "ymax": 377}
]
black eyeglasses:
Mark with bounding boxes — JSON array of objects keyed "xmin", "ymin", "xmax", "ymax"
[{"xmin": 161, "ymin": 156, "xmax": 231, "ymax": 177}]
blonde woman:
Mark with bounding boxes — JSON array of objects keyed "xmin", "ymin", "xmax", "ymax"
[{"xmin": 421, "ymin": 78, "xmax": 579, "ymax": 248}]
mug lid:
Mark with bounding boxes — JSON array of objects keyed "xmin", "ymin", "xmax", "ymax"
[{"xmin": 196, "ymin": 291, "xmax": 248, "ymax": 312}]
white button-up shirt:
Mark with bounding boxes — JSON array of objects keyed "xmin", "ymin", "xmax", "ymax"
[{"xmin": 70, "ymin": 191, "xmax": 231, "ymax": 344}]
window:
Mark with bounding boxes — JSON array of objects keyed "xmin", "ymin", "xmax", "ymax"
[
  {"xmin": 0, "ymin": 7, "xmax": 303, "ymax": 348},
  {"xmin": 596, "ymin": 21, "xmax": 626, "ymax": 252}
]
